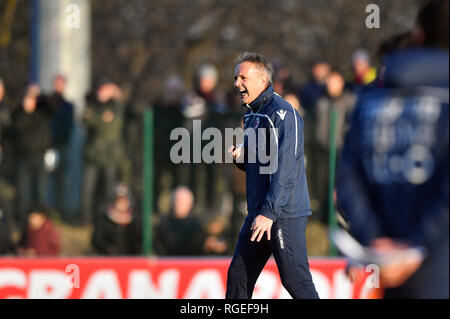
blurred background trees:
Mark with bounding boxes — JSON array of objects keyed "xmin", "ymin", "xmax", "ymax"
[{"xmin": 1, "ymin": 0, "xmax": 422, "ymax": 108}]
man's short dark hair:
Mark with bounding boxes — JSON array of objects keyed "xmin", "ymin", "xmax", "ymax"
[
  {"xmin": 416, "ymin": 0, "xmax": 449, "ymax": 49},
  {"xmin": 235, "ymin": 52, "xmax": 274, "ymax": 86}
]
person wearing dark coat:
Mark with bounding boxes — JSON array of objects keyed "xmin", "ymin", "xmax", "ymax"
[
  {"xmin": 11, "ymin": 86, "xmax": 53, "ymax": 228},
  {"xmin": 154, "ymin": 186, "xmax": 206, "ymax": 256},
  {"xmin": 92, "ymin": 183, "xmax": 141, "ymax": 255}
]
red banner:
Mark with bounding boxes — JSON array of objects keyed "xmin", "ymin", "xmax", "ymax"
[{"xmin": 0, "ymin": 257, "xmax": 377, "ymax": 299}]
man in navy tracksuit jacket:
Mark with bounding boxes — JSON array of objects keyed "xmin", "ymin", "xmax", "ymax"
[{"xmin": 226, "ymin": 53, "xmax": 319, "ymax": 299}]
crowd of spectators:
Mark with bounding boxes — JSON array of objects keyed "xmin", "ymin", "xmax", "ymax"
[
  {"xmin": 0, "ymin": 45, "xmax": 386, "ymax": 257},
  {"xmin": 0, "ymin": 0, "xmax": 446, "ymax": 257}
]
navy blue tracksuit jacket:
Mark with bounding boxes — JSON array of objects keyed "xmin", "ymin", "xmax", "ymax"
[
  {"xmin": 235, "ymin": 85, "xmax": 312, "ymax": 221},
  {"xmin": 226, "ymin": 86, "xmax": 318, "ymax": 299},
  {"xmin": 337, "ymin": 48, "xmax": 449, "ymax": 298}
]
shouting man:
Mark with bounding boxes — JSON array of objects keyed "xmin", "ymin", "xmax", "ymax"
[{"xmin": 226, "ymin": 52, "xmax": 319, "ymax": 299}]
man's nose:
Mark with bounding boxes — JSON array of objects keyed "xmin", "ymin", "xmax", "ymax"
[{"xmin": 234, "ymin": 78, "xmax": 241, "ymax": 88}]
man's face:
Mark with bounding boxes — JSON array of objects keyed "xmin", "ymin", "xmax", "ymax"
[{"xmin": 234, "ymin": 62, "xmax": 268, "ymax": 105}]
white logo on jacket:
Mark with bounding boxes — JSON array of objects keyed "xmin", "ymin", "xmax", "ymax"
[{"xmin": 277, "ymin": 110, "xmax": 287, "ymax": 120}]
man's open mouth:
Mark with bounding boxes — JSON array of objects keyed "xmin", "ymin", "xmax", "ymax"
[{"xmin": 239, "ymin": 89, "xmax": 248, "ymax": 98}]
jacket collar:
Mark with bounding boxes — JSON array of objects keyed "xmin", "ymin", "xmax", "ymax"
[{"xmin": 244, "ymin": 85, "xmax": 274, "ymax": 113}]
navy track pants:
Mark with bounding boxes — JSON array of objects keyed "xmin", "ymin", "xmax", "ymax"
[{"xmin": 226, "ymin": 215, "xmax": 319, "ymax": 299}]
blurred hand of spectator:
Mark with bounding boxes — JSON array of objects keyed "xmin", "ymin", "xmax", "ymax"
[{"xmin": 204, "ymin": 236, "xmax": 227, "ymax": 254}]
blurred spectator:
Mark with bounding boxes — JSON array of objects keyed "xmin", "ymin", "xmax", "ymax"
[
  {"xmin": 225, "ymin": 88, "xmax": 247, "ymax": 246},
  {"xmin": 298, "ymin": 60, "xmax": 330, "ymax": 112},
  {"xmin": 0, "ymin": 77, "xmax": 11, "ymax": 150},
  {"xmin": 92, "ymin": 183, "xmax": 141, "ymax": 255},
  {"xmin": 283, "ymin": 93, "xmax": 304, "ymax": 118},
  {"xmin": 314, "ymin": 71, "xmax": 356, "ymax": 223},
  {"xmin": 351, "ymin": 49, "xmax": 377, "ymax": 89},
  {"xmin": 298, "ymin": 61, "xmax": 330, "ymax": 216},
  {"xmin": 154, "ymin": 186, "xmax": 206, "ymax": 256},
  {"xmin": 153, "ymin": 75, "xmax": 185, "ymax": 215},
  {"xmin": 0, "ymin": 77, "xmax": 15, "ymax": 228},
  {"xmin": 180, "ymin": 63, "xmax": 228, "ymax": 214},
  {"xmin": 17, "ymin": 204, "xmax": 60, "ymax": 256},
  {"xmin": 203, "ymin": 214, "xmax": 231, "ymax": 255},
  {"xmin": 273, "ymin": 64, "xmax": 297, "ymax": 97},
  {"xmin": 43, "ymin": 75, "xmax": 74, "ymax": 220},
  {"xmin": 11, "ymin": 85, "xmax": 53, "ymax": 228},
  {"xmin": 337, "ymin": 0, "xmax": 449, "ymax": 298},
  {"xmin": 82, "ymin": 82, "xmax": 131, "ymax": 224}
]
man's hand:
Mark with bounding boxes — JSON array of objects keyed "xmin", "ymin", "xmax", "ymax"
[
  {"xmin": 251, "ymin": 215, "xmax": 273, "ymax": 242},
  {"xmin": 228, "ymin": 144, "xmax": 244, "ymax": 162},
  {"xmin": 370, "ymin": 237, "xmax": 424, "ymax": 288}
]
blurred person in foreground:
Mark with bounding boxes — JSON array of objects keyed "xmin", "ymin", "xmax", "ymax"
[
  {"xmin": 82, "ymin": 81, "xmax": 130, "ymax": 224},
  {"xmin": 17, "ymin": 204, "xmax": 60, "ymax": 257},
  {"xmin": 11, "ymin": 84, "xmax": 53, "ymax": 228},
  {"xmin": 226, "ymin": 52, "xmax": 319, "ymax": 299},
  {"xmin": 314, "ymin": 70, "xmax": 356, "ymax": 224},
  {"xmin": 92, "ymin": 183, "xmax": 141, "ymax": 255},
  {"xmin": 154, "ymin": 186, "xmax": 206, "ymax": 256},
  {"xmin": 336, "ymin": 0, "xmax": 449, "ymax": 298}
]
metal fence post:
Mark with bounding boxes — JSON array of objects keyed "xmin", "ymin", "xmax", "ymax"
[{"xmin": 143, "ymin": 109, "xmax": 154, "ymax": 256}]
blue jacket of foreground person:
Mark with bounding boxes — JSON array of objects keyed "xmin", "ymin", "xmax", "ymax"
[
  {"xmin": 336, "ymin": 47, "xmax": 449, "ymax": 253},
  {"xmin": 236, "ymin": 85, "xmax": 312, "ymax": 222}
]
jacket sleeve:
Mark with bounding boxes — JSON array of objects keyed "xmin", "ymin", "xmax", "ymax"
[
  {"xmin": 259, "ymin": 109, "xmax": 297, "ymax": 222},
  {"xmin": 336, "ymin": 108, "xmax": 383, "ymax": 246}
]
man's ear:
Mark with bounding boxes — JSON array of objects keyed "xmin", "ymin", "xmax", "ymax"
[{"xmin": 259, "ymin": 73, "xmax": 269, "ymax": 88}]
